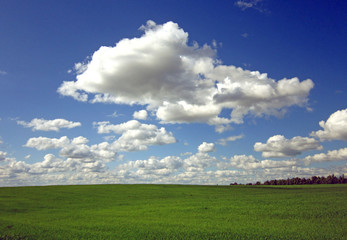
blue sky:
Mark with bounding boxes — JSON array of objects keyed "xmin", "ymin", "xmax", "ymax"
[{"xmin": 0, "ymin": 0, "xmax": 346, "ymax": 186}]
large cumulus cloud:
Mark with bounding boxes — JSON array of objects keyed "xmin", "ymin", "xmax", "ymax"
[
  {"xmin": 310, "ymin": 108, "xmax": 347, "ymax": 141},
  {"xmin": 58, "ymin": 20, "xmax": 314, "ymax": 125}
]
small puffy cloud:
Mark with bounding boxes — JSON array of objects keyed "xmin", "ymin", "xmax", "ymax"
[
  {"xmin": 133, "ymin": 110, "xmax": 148, "ymax": 120},
  {"xmin": 95, "ymin": 120, "xmax": 141, "ymax": 134},
  {"xmin": 215, "ymin": 124, "xmax": 233, "ymax": 133},
  {"xmin": 71, "ymin": 136, "xmax": 89, "ymax": 145},
  {"xmin": 234, "ymin": 0, "xmax": 266, "ymax": 12},
  {"xmin": 24, "ymin": 155, "xmax": 31, "ymax": 159},
  {"xmin": 0, "ymin": 151, "xmax": 7, "ymax": 161},
  {"xmin": 217, "ymin": 134, "xmax": 244, "ymax": 146},
  {"xmin": 254, "ymin": 135, "xmax": 322, "ymax": 158},
  {"xmin": 198, "ymin": 142, "xmax": 216, "ymax": 153},
  {"xmin": 241, "ymin": 33, "xmax": 249, "ymax": 38},
  {"xmin": 17, "ymin": 118, "xmax": 81, "ymax": 132},
  {"xmin": 310, "ymin": 109, "xmax": 347, "ymax": 141},
  {"xmin": 58, "ymin": 21, "xmax": 314, "ymax": 126},
  {"xmin": 235, "ymin": 0, "xmax": 259, "ymax": 9},
  {"xmin": 94, "ymin": 120, "xmax": 177, "ymax": 152},
  {"xmin": 304, "ymin": 148, "xmax": 347, "ymax": 164}
]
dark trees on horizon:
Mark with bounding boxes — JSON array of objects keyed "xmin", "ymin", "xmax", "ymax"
[{"xmin": 230, "ymin": 174, "xmax": 347, "ymax": 186}]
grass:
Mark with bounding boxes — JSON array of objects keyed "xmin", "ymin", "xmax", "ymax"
[{"xmin": 0, "ymin": 184, "xmax": 346, "ymax": 239}]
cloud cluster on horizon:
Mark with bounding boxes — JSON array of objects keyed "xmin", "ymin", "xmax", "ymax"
[
  {"xmin": 58, "ymin": 20, "xmax": 314, "ymax": 131},
  {"xmin": 0, "ymin": 108, "xmax": 345, "ymax": 186}
]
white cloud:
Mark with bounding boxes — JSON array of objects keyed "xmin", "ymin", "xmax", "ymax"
[
  {"xmin": 254, "ymin": 135, "xmax": 322, "ymax": 158},
  {"xmin": 0, "ymin": 148, "xmax": 345, "ymax": 186},
  {"xmin": 304, "ymin": 148, "xmax": 347, "ymax": 164},
  {"xmin": 0, "ymin": 153, "xmax": 109, "ymax": 186},
  {"xmin": 115, "ymin": 155, "xmax": 184, "ymax": 182},
  {"xmin": 212, "ymin": 74, "xmax": 314, "ymax": 124},
  {"xmin": 198, "ymin": 142, "xmax": 216, "ymax": 153},
  {"xmin": 25, "ymin": 136, "xmax": 70, "ymax": 150},
  {"xmin": 310, "ymin": 108, "xmax": 347, "ymax": 141},
  {"xmin": 58, "ymin": 21, "xmax": 314, "ymax": 125},
  {"xmin": 156, "ymin": 102, "xmax": 223, "ymax": 124},
  {"xmin": 30, "ymin": 154, "xmax": 78, "ymax": 174},
  {"xmin": 215, "ymin": 124, "xmax": 233, "ymax": 133},
  {"xmin": 58, "ymin": 20, "xmax": 216, "ymax": 107},
  {"xmin": 94, "ymin": 120, "xmax": 176, "ymax": 152},
  {"xmin": 115, "ymin": 152, "xmax": 218, "ymax": 183},
  {"xmin": 119, "ymin": 156, "xmax": 183, "ymax": 172},
  {"xmin": 0, "ymin": 70, "xmax": 7, "ymax": 75},
  {"xmin": 133, "ymin": 110, "xmax": 148, "ymax": 120},
  {"xmin": 60, "ymin": 141, "xmax": 116, "ymax": 163},
  {"xmin": 57, "ymin": 81, "xmax": 88, "ymax": 102},
  {"xmin": 24, "ymin": 155, "xmax": 31, "ymax": 159},
  {"xmin": 217, "ymin": 134, "xmax": 244, "ymax": 146},
  {"xmin": 0, "ymin": 151, "xmax": 7, "ymax": 161},
  {"xmin": 17, "ymin": 118, "xmax": 81, "ymax": 132},
  {"xmin": 71, "ymin": 136, "xmax": 89, "ymax": 145},
  {"xmin": 184, "ymin": 152, "xmax": 217, "ymax": 171},
  {"xmin": 95, "ymin": 120, "xmax": 141, "ymax": 134},
  {"xmin": 219, "ymin": 154, "xmax": 298, "ymax": 170},
  {"xmin": 24, "ymin": 136, "xmax": 116, "ymax": 162}
]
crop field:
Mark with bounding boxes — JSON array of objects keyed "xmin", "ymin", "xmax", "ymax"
[{"xmin": 0, "ymin": 184, "xmax": 346, "ymax": 240}]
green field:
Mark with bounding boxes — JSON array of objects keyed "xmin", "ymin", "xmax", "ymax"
[{"xmin": 0, "ymin": 184, "xmax": 346, "ymax": 240}]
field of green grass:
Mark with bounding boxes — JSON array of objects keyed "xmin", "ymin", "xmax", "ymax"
[{"xmin": 0, "ymin": 184, "xmax": 346, "ymax": 239}]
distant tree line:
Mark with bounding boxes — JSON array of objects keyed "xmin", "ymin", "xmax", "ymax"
[{"xmin": 230, "ymin": 174, "xmax": 347, "ymax": 186}]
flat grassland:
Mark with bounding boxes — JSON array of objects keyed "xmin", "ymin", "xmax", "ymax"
[{"xmin": 0, "ymin": 184, "xmax": 346, "ymax": 239}]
